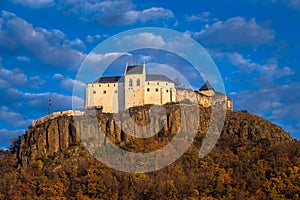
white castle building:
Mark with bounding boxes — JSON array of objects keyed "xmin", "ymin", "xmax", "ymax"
[
  {"xmin": 30, "ymin": 64, "xmax": 231, "ymax": 128},
  {"xmin": 85, "ymin": 64, "xmax": 176, "ymax": 113},
  {"xmin": 84, "ymin": 63, "xmax": 232, "ymax": 113}
]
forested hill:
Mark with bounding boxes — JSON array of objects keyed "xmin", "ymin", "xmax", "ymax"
[{"xmin": 0, "ymin": 105, "xmax": 299, "ymax": 199}]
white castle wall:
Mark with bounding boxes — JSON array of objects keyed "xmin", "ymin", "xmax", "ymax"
[
  {"xmin": 125, "ymin": 74, "xmax": 145, "ymax": 109},
  {"xmin": 85, "ymin": 71, "xmax": 176, "ymax": 113},
  {"xmin": 85, "ymin": 82, "xmax": 120, "ymax": 113},
  {"xmin": 144, "ymin": 81, "xmax": 176, "ymax": 105},
  {"xmin": 31, "ymin": 88, "xmax": 232, "ymax": 128},
  {"xmin": 84, "ymin": 64, "xmax": 231, "ymax": 113},
  {"xmin": 32, "ymin": 110, "xmax": 85, "ymax": 127}
]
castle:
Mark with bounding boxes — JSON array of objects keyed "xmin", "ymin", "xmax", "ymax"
[
  {"xmin": 84, "ymin": 64, "xmax": 233, "ymax": 113},
  {"xmin": 31, "ymin": 64, "xmax": 232, "ymax": 127},
  {"xmin": 85, "ymin": 64, "xmax": 176, "ymax": 113}
]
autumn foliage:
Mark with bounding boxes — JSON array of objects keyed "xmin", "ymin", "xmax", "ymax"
[{"xmin": 0, "ymin": 110, "xmax": 299, "ymax": 199}]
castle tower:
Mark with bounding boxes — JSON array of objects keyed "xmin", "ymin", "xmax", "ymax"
[
  {"xmin": 199, "ymin": 80, "xmax": 215, "ymax": 97},
  {"xmin": 124, "ymin": 64, "xmax": 146, "ymax": 109}
]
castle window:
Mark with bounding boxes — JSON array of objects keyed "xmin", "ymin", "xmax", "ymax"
[
  {"xmin": 99, "ymin": 84, "xmax": 101, "ymax": 87},
  {"xmin": 92, "ymin": 85, "xmax": 94, "ymax": 87},
  {"xmin": 166, "ymin": 90, "xmax": 169, "ymax": 93},
  {"xmin": 108, "ymin": 84, "xmax": 109, "ymax": 87},
  {"xmin": 103, "ymin": 90, "xmax": 106, "ymax": 94},
  {"xmin": 147, "ymin": 88, "xmax": 150, "ymax": 92},
  {"xmin": 93, "ymin": 90, "xmax": 96, "ymax": 94},
  {"xmin": 148, "ymin": 82, "xmax": 149, "ymax": 85},
  {"xmin": 114, "ymin": 90, "xmax": 117, "ymax": 94},
  {"xmin": 157, "ymin": 82, "xmax": 159, "ymax": 85},
  {"xmin": 114, "ymin": 84, "xmax": 115, "ymax": 87},
  {"xmin": 129, "ymin": 79, "xmax": 133, "ymax": 87},
  {"xmin": 136, "ymin": 79, "xmax": 140, "ymax": 86},
  {"xmin": 166, "ymin": 83, "xmax": 168, "ymax": 86},
  {"xmin": 156, "ymin": 88, "xmax": 159, "ymax": 92}
]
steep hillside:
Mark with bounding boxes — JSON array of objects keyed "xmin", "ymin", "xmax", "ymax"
[{"xmin": 0, "ymin": 105, "xmax": 299, "ymax": 199}]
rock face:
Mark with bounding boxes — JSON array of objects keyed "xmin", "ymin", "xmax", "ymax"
[
  {"xmin": 17, "ymin": 105, "xmax": 292, "ymax": 168},
  {"xmin": 223, "ymin": 111, "xmax": 292, "ymax": 145},
  {"xmin": 19, "ymin": 116, "xmax": 80, "ymax": 168},
  {"xmin": 18, "ymin": 104, "xmax": 204, "ymax": 167}
]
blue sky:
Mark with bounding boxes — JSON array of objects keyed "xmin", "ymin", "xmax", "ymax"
[{"xmin": 0, "ymin": 0, "xmax": 299, "ymax": 148}]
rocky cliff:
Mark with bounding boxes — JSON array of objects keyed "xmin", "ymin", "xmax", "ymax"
[
  {"xmin": 1, "ymin": 103, "xmax": 298, "ymax": 199},
  {"xmin": 17, "ymin": 103, "xmax": 291, "ymax": 168}
]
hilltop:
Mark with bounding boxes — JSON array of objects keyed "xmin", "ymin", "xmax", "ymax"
[{"xmin": 0, "ymin": 104, "xmax": 299, "ymax": 199}]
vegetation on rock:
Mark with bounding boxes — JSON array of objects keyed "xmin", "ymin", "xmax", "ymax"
[{"xmin": 0, "ymin": 105, "xmax": 299, "ymax": 199}]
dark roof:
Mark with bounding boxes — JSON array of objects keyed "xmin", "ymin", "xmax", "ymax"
[
  {"xmin": 199, "ymin": 80, "xmax": 214, "ymax": 91},
  {"xmin": 92, "ymin": 74, "xmax": 173, "ymax": 83},
  {"xmin": 126, "ymin": 65, "xmax": 143, "ymax": 75},
  {"xmin": 94, "ymin": 76, "xmax": 123, "ymax": 83},
  {"xmin": 146, "ymin": 74, "xmax": 173, "ymax": 82}
]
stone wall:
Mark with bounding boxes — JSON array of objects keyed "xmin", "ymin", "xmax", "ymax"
[
  {"xmin": 176, "ymin": 89, "xmax": 233, "ymax": 111},
  {"xmin": 32, "ymin": 88, "xmax": 232, "ymax": 130},
  {"xmin": 31, "ymin": 110, "xmax": 84, "ymax": 127}
]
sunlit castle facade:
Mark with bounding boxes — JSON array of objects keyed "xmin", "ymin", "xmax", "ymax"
[{"xmin": 85, "ymin": 64, "xmax": 176, "ymax": 113}]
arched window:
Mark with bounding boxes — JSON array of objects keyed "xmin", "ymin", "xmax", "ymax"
[
  {"xmin": 129, "ymin": 79, "xmax": 133, "ymax": 87},
  {"xmin": 136, "ymin": 79, "xmax": 140, "ymax": 86}
]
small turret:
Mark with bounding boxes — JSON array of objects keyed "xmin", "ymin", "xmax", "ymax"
[{"xmin": 199, "ymin": 80, "xmax": 215, "ymax": 96}]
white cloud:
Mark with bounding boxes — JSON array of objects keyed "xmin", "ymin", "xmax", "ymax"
[
  {"xmin": 16, "ymin": 56, "xmax": 30, "ymax": 62},
  {"xmin": 80, "ymin": 52, "xmax": 132, "ymax": 77},
  {"xmin": 0, "ymin": 67, "xmax": 28, "ymax": 87},
  {"xmin": 23, "ymin": 92, "xmax": 84, "ymax": 113},
  {"xmin": 215, "ymin": 52, "xmax": 295, "ymax": 80},
  {"xmin": 53, "ymin": 73, "xmax": 86, "ymax": 91},
  {"xmin": 260, "ymin": 64, "xmax": 295, "ymax": 78},
  {"xmin": 117, "ymin": 32, "xmax": 194, "ymax": 52},
  {"xmin": 139, "ymin": 55, "xmax": 152, "ymax": 62},
  {"xmin": 36, "ymin": 28, "xmax": 65, "ymax": 44},
  {"xmin": 61, "ymin": 78, "xmax": 86, "ymax": 91},
  {"xmin": 85, "ymin": 52, "xmax": 132, "ymax": 64},
  {"xmin": 0, "ymin": 106, "xmax": 32, "ymax": 127},
  {"xmin": 121, "ymin": 33, "xmax": 166, "ymax": 48},
  {"xmin": 64, "ymin": 38, "xmax": 85, "ymax": 50},
  {"xmin": 0, "ymin": 11, "xmax": 84, "ymax": 70},
  {"xmin": 11, "ymin": 0, "xmax": 175, "ymax": 26},
  {"xmin": 0, "ymin": 66, "xmax": 45, "ymax": 89},
  {"xmin": 146, "ymin": 63, "xmax": 192, "ymax": 88},
  {"xmin": 124, "ymin": 7, "xmax": 174, "ymax": 24},
  {"xmin": 0, "ymin": 83, "xmax": 83, "ymax": 117},
  {"xmin": 226, "ymin": 52, "xmax": 260, "ymax": 73},
  {"xmin": 191, "ymin": 17, "xmax": 275, "ymax": 48},
  {"xmin": 53, "ymin": 73, "xmax": 64, "ymax": 79},
  {"xmin": 29, "ymin": 76, "xmax": 45, "ymax": 87},
  {"xmin": 11, "ymin": 0, "xmax": 54, "ymax": 8},
  {"xmin": 85, "ymin": 34, "xmax": 102, "ymax": 43},
  {"xmin": 186, "ymin": 11, "xmax": 214, "ymax": 22}
]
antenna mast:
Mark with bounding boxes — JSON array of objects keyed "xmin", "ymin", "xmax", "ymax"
[{"xmin": 48, "ymin": 99, "xmax": 52, "ymax": 115}]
